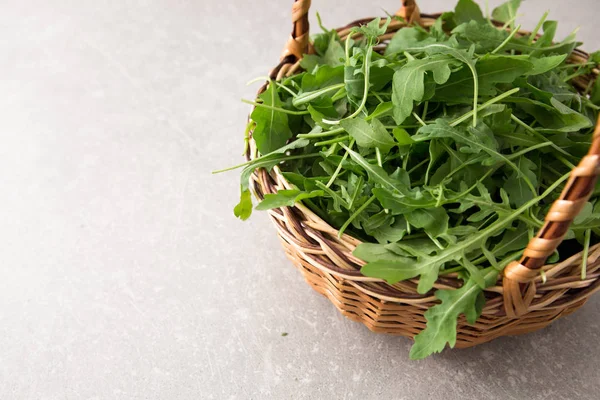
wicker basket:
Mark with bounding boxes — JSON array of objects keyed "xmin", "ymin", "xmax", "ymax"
[{"xmin": 247, "ymin": 0, "xmax": 600, "ymax": 349}]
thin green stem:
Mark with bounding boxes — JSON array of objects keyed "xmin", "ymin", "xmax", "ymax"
[
  {"xmin": 450, "ymin": 88, "xmax": 520, "ymax": 127},
  {"xmin": 408, "ymin": 158, "xmax": 429, "ymax": 174},
  {"xmin": 324, "ymin": 39, "xmax": 374, "ymax": 125},
  {"xmin": 327, "ymin": 140, "xmax": 354, "ymax": 187},
  {"xmin": 493, "ymin": 24, "xmax": 521, "ymax": 54},
  {"xmin": 338, "ymin": 195, "xmax": 377, "ymax": 238},
  {"xmin": 528, "ymin": 11, "xmax": 549, "ymax": 44},
  {"xmin": 509, "ymin": 114, "xmax": 576, "ymax": 160},
  {"xmin": 315, "ymin": 135, "xmax": 350, "ymax": 147},
  {"xmin": 375, "ymin": 147, "xmax": 383, "ymax": 167},
  {"xmin": 212, "ymin": 153, "xmax": 319, "ymax": 174},
  {"xmin": 293, "ymin": 83, "xmax": 345, "ymax": 107},
  {"xmin": 412, "ymin": 112, "xmax": 426, "ymax": 127},
  {"xmin": 297, "ymin": 128, "xmax": 345, "ymax": 139}
]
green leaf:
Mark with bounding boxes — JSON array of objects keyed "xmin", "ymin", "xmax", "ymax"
[
  {"xmin": 492, "ymin": 223, "xmax": 529, "ymax": 257},
  {"xmin": 491, "ymin": 0, "xmax": 522, "ymax": 24},
  {"xmin": 340, "ymin": 144, "xmax": 408, "ymax": 193},
  {"xmin": 373, "ymin": 187, "xmax": 435, "ymax": 214},
  {"xmin": 361, "ymin": 257, "xmax": 440, "ymax": 294},
  {"xmin": 385, "ymin": 27, "xmax": 435, "ymax": 56},
  {"xmin": 526, "ymin": 55, "xmax": 568, "ymax": 76},
  {"xmin": 234, "ymin": 189, "xmax": 253, "ymax": 220},
  {"xmin": 392, "ymin": 128, "xmax": 414, "ymax": 146},
  {"xmin": 454, "ymin": 0, "xmax": 485, "ymax": 25},
  {"xmin": 255, "ymin": 189, "xmax": 324, "ymax": 210},
  {"xmin": 514, "ymin": 97, "xmax": 592, "ymax": 132},
  {"xmin": 406, "ymin": 207, "xmax": 449, "ymax": 237},
  {"xmin": 340, "ymin": 118, "xmax": 395, "ymax": 153},
  {"xmin": 452, "ymin": 21, "xmax": 509, "ymax": 53},
  {"xmin": 413, "ymin": 120, "xmax": 500, "ymax": 161},
  {"xmin": 386, "ymin": 238, "xmax": 440, "ymax": 257},
  {"xmin": 354, "ymin": 243, "xmax": 412, "ymax": 262},
  {"xmin": 435, "ymin": 54, "xmax": 532, "ymax": 100},
  {"xmin": 369, "ymin": 102, "xmax": 393, "ymax": 120},
  {"xmin": 409, "ymin": 268, "xmax": 498, "ymax": 359},
  {"xmin": 355, "ymin": 17, "xmax": 391, "ymax": 40},
  {"xmin": 371, "ymin": 217, "xmax": 409, "ymax": 244},
  {"xmin": 504, "ymin": 156, "xmax": 538, "ymax": 207},
  {"xmin": 392, "ymin": 55, "xmax": 456, "ymax": 124},
  {"xmin": 301, "ymin": 65, "xmax": 345, "ymax": 92},
  {"xmin": 251, "ymin": 84, "xmax": 292, "ymax": 154}
]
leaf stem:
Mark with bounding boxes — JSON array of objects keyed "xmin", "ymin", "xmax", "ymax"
[
  {"xmin": 450, "ymin": 88, "xmax": 520, "ymax": 127},
  {"xmin": 298, "ymin": 128, "xmax": 345, "ymax": 139},
  {"xmin": 509, "ymin": 114, "xmax": 574, "ymax": 159},
  {"xmin": 293, "ymin": 83, "xmax": 345, "ymax": 107},
  {"xmin": 492, "ymin": 24, "xmax": 521, "ymax": 55},
  {"xmin": 412, "ymin": 112, "xmax": 426, "ymax": 127},
  {"xmin": 528, "ymin": 11, "xmax": 549, "ymax": 44},
  {"xmin": 327, "ymin": 140, "xmax": 355, "ymax": 187},
  {"xmin": 315, "ymin": 135, "xmax": 350, "ymax": 147},
  {"xmin": 338, "ymin": 195, "xmax": 377, "ymax": 238}
]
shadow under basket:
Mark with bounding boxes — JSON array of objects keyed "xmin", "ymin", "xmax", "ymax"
[{"xmin": 247, "ymin": 0, "xmax": 600, "ymax": 349}]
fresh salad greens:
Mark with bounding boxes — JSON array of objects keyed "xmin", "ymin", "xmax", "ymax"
[{"xmin": 217, "ymin": 0, "xmax": 600, "ymax": 359}]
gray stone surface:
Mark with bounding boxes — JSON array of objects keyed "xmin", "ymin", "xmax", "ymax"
[{"xmin": 1, "ymin": 1, "xmax": 599, "ymax": 399}]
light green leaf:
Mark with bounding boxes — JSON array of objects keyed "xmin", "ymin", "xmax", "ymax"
[
  {"xmin": 251, "ymin": 84, "xmax": 292, "ymax": 154},
  {"xmin": 392, "ymin": 55, "xmax": 456, "ymax": 124},
  {"xmin": 454, "ymin": 0, "xmax": 485, "ymax": 25},
  {"xmin": 385, "ymin": 27, "xmax": 435, "ymax": 56},
  {"xmin": 406, "ymin": 207, "xmax": 449, "ymax": 237},
  {"xmin": 392, "ymin": 128, "xmax": 414, "ymax": 146},
  {"xmin": 492, "ymin": 0, "xmax": 522, "ymax": 24},
  {"xmin": 526, "ymin": 55, "xmax": 568, "ymax": 76},
  {"xmin": 234, "ymin": 189, "xmax": 253, "ymax": 220},
  {"xmin": 255, "ymin": 189, "xmax": 324, "ymax": 210},
  {"xmin": 409, "ymin": 268, "xmax": 498, "ymax": 359},
  {"xmin": 361, "ymin": 258, "xmax": 440, "ymax": 294},
  {"xmin": 340, "ymin": 118, "xmax": 395, "ymax": 153},
  {"xmin": 504, "ymin": 156, "xmax": 538, "ymax": 207},
  {"xmin": 340, "ymin": 144, "xmax": 407, "ymax": 193}
]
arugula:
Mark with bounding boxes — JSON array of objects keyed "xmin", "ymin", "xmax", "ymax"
[{"xmin": 219, "ymin": 0, "xmax": 600, "ymax": 359}]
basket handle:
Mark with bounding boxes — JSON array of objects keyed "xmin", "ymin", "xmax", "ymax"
[
  {"xmin": 277, "ymin": 0, "xmax": 421, "ymax": 64},
  {"xmin": 503, "ymin": 116, "xmax": 600, "ymax": 317}
]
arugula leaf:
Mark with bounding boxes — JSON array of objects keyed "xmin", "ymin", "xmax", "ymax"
[
  {"xmin": 492, "ymin": 0, "xmax": 522, "ymax": 25},
  {"xmin": 453, "ymin": 21, "xmax": 509, "ymax": 53},
  {"xmin": 526, "ymin": 55, "xmax": 568, "ymax": 76},
  {"xmin": 406, "ymin": 207, "xmax": 449, "ymax": 237},
  {"xmin": 251, "ymin": 84, "xmax": 292, "ymax": 154},
  {"xmin": 340, "ymin": 144, "xmax": 409, "ymax": 193},
  {"xmin": 234, "ymin": 189, "xmax": 253, "ymax": 220},
  {"xmin": 410, "ymin": 268, "xmax": 498, "ymax": 359},
  {"xmin": 340, "ymin": 118, "xmax": 395, "ymax": 153},
  {"xmin": 392, "ymin": 55, "xmax": 456, "ymax": 124},
  {"xmin": 504, "ymin": 156, "xmax": 538, "ymax": 207},
  {"xmin": 454, "ymin": 0, "xmax": 485, "ymax": 25},
  {"xmin": 385, "ymin": 27, "xmax": 435, "ymax": 56},
  {"xmin": 361, "ymin": 257, "xmax": 440, "ymax": 294},
  {"xmin": 255, "ymin": 190, "xmax": 324, "ymax": 210}
]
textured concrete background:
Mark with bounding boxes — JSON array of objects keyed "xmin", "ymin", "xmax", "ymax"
[{"xmin": 1, "ymin": 1, "xmax": 599, "ymax": 399}]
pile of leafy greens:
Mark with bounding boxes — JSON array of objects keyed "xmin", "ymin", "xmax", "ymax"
[{"xmin": 217, "ymin": 0, "xmax": 600, "ymax": 359}]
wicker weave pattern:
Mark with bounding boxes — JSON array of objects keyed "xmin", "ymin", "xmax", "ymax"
[{"xmin": 249, "ymin": 3, "xmax": 600, "ymax": 348}]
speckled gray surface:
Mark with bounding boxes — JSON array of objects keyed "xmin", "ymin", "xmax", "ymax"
[{"xmin": 1, "ymin": 1, "xmax": 599, "ymax": 399}]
